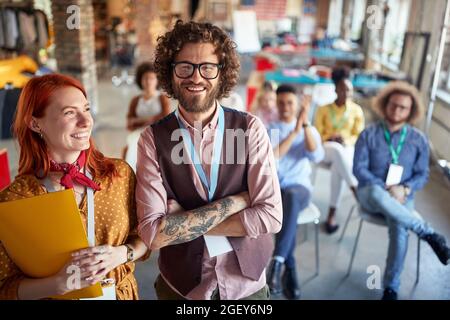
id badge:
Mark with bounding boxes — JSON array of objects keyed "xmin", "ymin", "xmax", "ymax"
[{"xmin": 386, "ymin": 164, "xmax": 404, "ymax": 186}]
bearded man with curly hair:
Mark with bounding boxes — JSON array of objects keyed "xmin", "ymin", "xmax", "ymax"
[
  {"xmin": 354, "ymin": 81, "xmax": 450, "ymax": 300},
  {"xmin": 135, "ymin": 20, "xmax": 282, "ymax": 300}
]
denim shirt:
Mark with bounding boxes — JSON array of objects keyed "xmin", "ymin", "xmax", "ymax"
[
  {"xmin": 353, "ymin": 121, "xmax": 429, "ymax": 198},
  {"xmin": 268, "ymin": 120, "xmax": 324, "ymax": 191}
]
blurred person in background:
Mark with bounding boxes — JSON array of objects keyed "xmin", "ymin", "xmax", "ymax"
[{"xmin": 124, "ymin": 62, "xmax": 171, "ymax": 172}]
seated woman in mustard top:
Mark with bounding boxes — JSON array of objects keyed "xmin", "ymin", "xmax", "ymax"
[
  {"xmin": 314, "ymin": 67, "xmax": 365, "ymax": 234},
  {"xmin": 0, "ymin": 74, "xmax": 149, "ymax": 300}
]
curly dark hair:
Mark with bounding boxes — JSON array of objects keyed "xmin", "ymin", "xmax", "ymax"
[
  {"xmin": 276, "ymin": 84, "xmax": 297, "ymax": 95},
  {"xmin": 135, "ymin": 62, "xmax": 156, "ymax": 90},
  {"xmin": 331, "ymin": 66, "xmax": 350, "ymax": 86},
  {"xmin": 154, "ymin": 20, "xmax": 240, "ymax": 100}
]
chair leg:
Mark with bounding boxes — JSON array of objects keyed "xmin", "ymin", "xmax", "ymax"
[
  {"xmin": 339, "ymin": 204, "xmax": 356, "ymax": 242},
  {"xmin": 346, "ymin": 219, "xmax": 363, "ymax": 277},
  {"xmin": 298, "ymin": 224, "xmax": 307, "ymax": 244},
  {"xmin": 305, "ymin": 223, "xmax": 309, "ymax": 241},
  {"xmin": 312, "ymin": 165, "xmax": 318, "ymax": 185},
  {"xmin": 416, "ymin": 236, "xmax": 421, "ymax": 284},
  {"xmin": 315, "ymin": 219, "xmax": 320, "ymax": 276}
]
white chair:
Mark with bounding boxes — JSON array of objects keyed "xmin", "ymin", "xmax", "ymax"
[
  {"xmin": 297, "ymin": 203, "xmax": 321, "ymax": 276},
  {"xmin": 341, "ymin": 204, "xmax": 421, "ymax": 284}
]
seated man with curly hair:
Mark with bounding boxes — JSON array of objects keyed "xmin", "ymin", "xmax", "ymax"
[
  {"xmin": 136, "ymin": 20, "xmax": 282, "ymax": 300},
  {"xmin": 353, "ymin": 81, "xmax": 450, "ymax": 300}
]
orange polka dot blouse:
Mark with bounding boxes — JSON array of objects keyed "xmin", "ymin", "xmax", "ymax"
[{"xmin": 0, "ymin": 159, "xmax": 146, "ymax": 300}]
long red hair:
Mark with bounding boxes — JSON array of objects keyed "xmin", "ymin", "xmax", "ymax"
[{"xmin": 14, "ymin": 74, "xmax": 118, "ymax": 180}]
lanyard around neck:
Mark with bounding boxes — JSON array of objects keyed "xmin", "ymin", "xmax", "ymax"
[
  {"xmin": 382, "ymin": 122, "xmax": 408, "ymax": 165},
  {"xmin": 329, "ymin": 104, "xmax": 349, "ymax": 130},
  {"xmin": 175, "ymin": 106, "xmax": 225, "ymax": 202},
  {"xmin": 43, "ymin": 170, "xmax": 96, "ymax": 246}
]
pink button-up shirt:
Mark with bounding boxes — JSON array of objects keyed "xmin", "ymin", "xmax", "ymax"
[{"xmin": 136, "ymin": 103, "xmax": 282, "ymax": 300}]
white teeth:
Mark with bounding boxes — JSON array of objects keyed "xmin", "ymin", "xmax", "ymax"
[
  {"xmin": 71, "ymin": 133, "xmax": 89, "ymax": 138},
  {"xmin": 186, "ymin": 87, "xmax": 205, "ymax": 92}
]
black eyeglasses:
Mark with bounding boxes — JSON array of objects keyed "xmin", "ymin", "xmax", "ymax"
[{"xmin": 172, "ymin": 61, "xmax": 222, "ymax": 80}]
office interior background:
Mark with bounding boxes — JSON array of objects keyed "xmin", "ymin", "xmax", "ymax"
[{"xmin": 0, "ymin": 0, "xmax": 449, "ymax": 300}]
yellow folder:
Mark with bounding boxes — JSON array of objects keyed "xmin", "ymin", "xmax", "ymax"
[{"xmin": 0, "ymin": 189, "xmax": 103, "ymax": 299}]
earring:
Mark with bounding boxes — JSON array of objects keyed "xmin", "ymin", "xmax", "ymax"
[{"xmin": 39, "ymin": 131, "xmax": 43, "ymax": 139}]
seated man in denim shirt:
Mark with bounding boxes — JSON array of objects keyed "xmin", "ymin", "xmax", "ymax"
[
  {"xmin": 266, "ymin": 84, "xmax": 324, "ymax": 299},
  {"xmin": 353, "ymin": 81, "xmax": 450, "ymax": 300}
]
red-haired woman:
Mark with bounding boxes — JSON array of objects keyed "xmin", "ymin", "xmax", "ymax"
[{"xmin": 0, "ymin": 74, "xmax": 149, "ymax": 300}]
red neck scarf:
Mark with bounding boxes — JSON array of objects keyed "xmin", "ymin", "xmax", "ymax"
[{"xmin": 49, "ymin": 151, "xmax": 101, "ymax": 191}]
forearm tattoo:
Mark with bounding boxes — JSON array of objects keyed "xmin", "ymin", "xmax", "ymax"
[
  {"xmin": 161, "ymin": 197, "xmax": 236, "ymax": 247},
  {"xmin": 218, "ymin": 198, "xmax": 233, "ymax": 220},
  {"xmin": 161, "ymin": 214, "xmax": 188, "ymax": 236}
]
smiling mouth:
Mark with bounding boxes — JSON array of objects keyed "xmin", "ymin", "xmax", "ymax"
[
  {"xmin": 184, "ymin": 86, "xmax": 206, "ymax": 93},
  {"xmin": 71, "ymin": 132, "xmax": 90, "ymax": 139}
]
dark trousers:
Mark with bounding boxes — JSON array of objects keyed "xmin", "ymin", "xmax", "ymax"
[
  {"xmin": 274, "ymin": 185, "xmax": 311, "ymax": 269},
  {"xmin": 154, "ymin": 274, "xmax": 270, "ymax": 300}
]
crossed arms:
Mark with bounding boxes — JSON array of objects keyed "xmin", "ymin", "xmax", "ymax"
[{"xmin": 135, "ymin": 118, "xmax": 283, "ymax": 251}]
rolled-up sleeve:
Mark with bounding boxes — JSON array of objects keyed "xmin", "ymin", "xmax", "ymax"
[
  {"xmin": 305, "ymin": 126, "xmax": 325, "ymax": 163},
  {"xmin": 135, "ymin": 127, "xmax": 168, "ymax": 249},
  {"xmin": 240, "ymin": 116, "xmax": 283, "ymax": 238},
  {"xmin": 402, "ymin": 134, "xmax": 429, "ymax": 193}
]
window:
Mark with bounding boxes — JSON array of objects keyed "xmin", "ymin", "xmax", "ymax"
[
  {"xmin": 327, "ymin": 0, "xmax": 343, "ymax": 38},
  {"xmin": 33, "ymin": 0, "xmax": 52, "ymax": 23},
  {"xmin": 381, "ymin": 0, "xmax": 411, "ymax": 67},
  {"xmin": 437, "ymin": 31, "xmax": 450, "ymax": 94},
  {"xmin": 350, "ymin": 0, "xmax": 367, "ymax": 41}
]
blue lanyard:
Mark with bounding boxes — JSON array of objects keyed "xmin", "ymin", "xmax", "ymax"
[{"xmin": 175, "ymin": 106, "xmax": 225, "ymax": 202}]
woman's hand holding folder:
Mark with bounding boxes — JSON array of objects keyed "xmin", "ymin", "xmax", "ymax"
[{"xmin": 17, "ymin": 255, "xmax": 101, "ymax": 299}]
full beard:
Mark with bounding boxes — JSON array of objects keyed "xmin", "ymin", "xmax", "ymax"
[
  {"xmin": 173, "ymin": 80, "xmax": 220, "ymax": 113},
  {"xmin": 386, "ymin": 114, "xmax": 408, "ymax": 126}
]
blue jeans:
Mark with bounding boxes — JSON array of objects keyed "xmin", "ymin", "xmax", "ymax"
[
  {"xmin": 274, "ymin": 185, "xmax": 311, "ymax": 269},
  {"xmin": 357, "ymin": 185, "xmax": 434, "ymax": 292}
]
